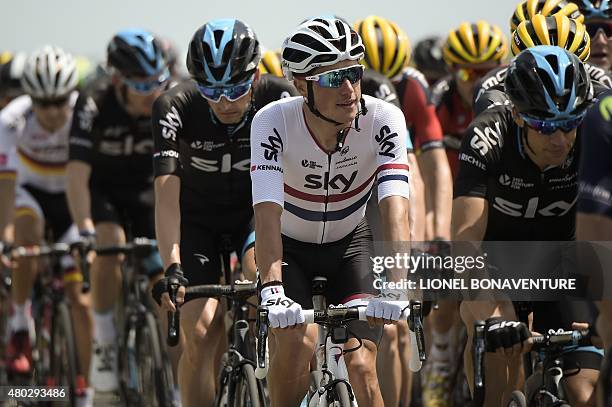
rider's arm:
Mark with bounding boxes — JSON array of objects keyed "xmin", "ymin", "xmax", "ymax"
[
  {"xmin": 151, "ymin": 93, "xmax": 185, "ymax": 269},
  {"xmin": 250, "ymin": 104, "xmax": 286, "ymax": 285},
  {"xmin": 66, "ymin": 93, "xmax": 97, "ymax": 232},
  {"xmin": 0, "ymin": 118, "xmax": 16, "ymax": 241},
  {"xmin": 154, "ymin": 175, "xmax": 181, "ymax": 269},
  {"xmin": 419, "ymin": 148, "xmax": 452, "ymax": 239},
  {"xmin": 376, "ymin": 103, "xmax": 411, "ymax": 282}
]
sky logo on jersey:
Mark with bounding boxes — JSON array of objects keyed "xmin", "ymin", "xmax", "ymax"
[
  {"xmin": 470, "ymin": 122, "xmax": 503, "ymax": 156},
  {"xmin": 159, "ymin": 106, "xmax": 183, "ymax": 141},
  {"xmin": 304, "ymin": 171, "xmax": 358, "ymax": 193},
  {"xmin": 376, "ymin": 125, "xmax": 398, "ymax": 158},
  {"xmin": 493, "ymin": 196, "xmax": 577, "ymax": 218},
  {"xmin": 261, "ymin": 128, "xmax": 283, "ymax": 162}
]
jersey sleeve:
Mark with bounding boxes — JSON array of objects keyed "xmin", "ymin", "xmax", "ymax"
[
  {"xmin": 152, "ymin": 90, "xmax": 184, "ymax": 178},
  {"xmin": 69, "ymin": 92, "xmax": 99, "ymax": 164},
  {"xmin": 578, "ymin": 92, "xmax": 612, "ymax": 217},
  {"xmin": 401, "ymin": 78, "xmax": 444, "ymax": 153},
  {"xmin": 250, "ymin": 102, "xmax": 285, "ymax": 207},
  {"xmin": 372, "ymin": 102, "xmax": 411, "ymax": 202},
  {"xmin": 453, "ymin": 108, "xmax": 506, "ymax": 199}
]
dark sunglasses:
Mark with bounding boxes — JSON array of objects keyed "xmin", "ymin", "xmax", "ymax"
[
  {"xmin": 196, "ymin": 78, "xmax": 253, "ymax": 103},
  {"xmin": 32, "ymin": 95, "xmax": 71, "ymax": 108},
  {"xmin": 586, "ymin": 21, "xmax": 612, "ymax": 38},
  {"xmin": 122, "ymin": 69, "xmax": 170, "ymax": 94},
  {"xmin": 520, "ymin": 112, "xmax": 586, "ymax": 135},
  {"xmin": 304, "ymin": 65, "xmax": 364, "ymax": 88}
]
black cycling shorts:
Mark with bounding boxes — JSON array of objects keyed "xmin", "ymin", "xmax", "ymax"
[
  {"xmin": 90, "ymin": 184, "xmax": 155, "ymax": 238},
  {"xmin": 280, "ymin": 219, "xmax": 382, "ymax": 343},
  {"xmin": 18, "ymin": 184, "xmax": 73, "ymax": 241},
  {"xmin": 180, "ymin": 204, "xmax": 254, "ymax": 290}
]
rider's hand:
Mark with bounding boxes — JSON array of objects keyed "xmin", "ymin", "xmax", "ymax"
[
  {"xmin": 485, "ymin": 317, "xmax": 531, "ymax": 358},
  {"xmin": 152, "ymin": 263, "xmax": 188, "ymax": 312},
  {"xmin": 366, "ymin": 290, "xmax": 410, "ymax": 326},
  {"xmin": 259, "ymin": 283, "xmax": 304, "ymax": 329},
  {"xmin": 571, "ymin": 322, "xmax": 603, "ymax": 348}
]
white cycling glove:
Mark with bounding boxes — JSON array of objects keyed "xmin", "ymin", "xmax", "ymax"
[
  {"xmin": 365, "ymin": 290, "xmax": 411, "ymax": 321},
  {"xmin": 260, "ymin": 284, "xmax": 305, "ymax": 328}
]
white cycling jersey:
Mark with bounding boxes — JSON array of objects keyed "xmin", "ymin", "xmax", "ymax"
[
  {"xmin": 250, "ymin": 95, "xmax": 410, "ymax": 244},
  {"xmin": 0, "ymin": 92, "xmax": 77, "ymax": 192}
]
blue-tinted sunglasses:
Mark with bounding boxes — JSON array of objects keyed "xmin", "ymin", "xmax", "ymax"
[
  {"xmin": 196, "ymin": 79, "xmax": 253, "ymax": 103},
  {"xmin": 304, "ymin": 65, "xmax": 364, "ymax": 88},
  {"xmin": 520, "ymin": 113, "xmax": 586, "ymax": 135},
  {"xmin": 122, "ymin": 69, "xmax": 170, "ymax": 94}
]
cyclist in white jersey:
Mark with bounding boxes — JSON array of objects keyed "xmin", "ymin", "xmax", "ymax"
[
  {"xmin": 0, "ymin": 46, "xmax": 93, "ymax": 404},
  {"xmin": 250, "ymin": 17, "xmax": 411, "ymax": 406}
]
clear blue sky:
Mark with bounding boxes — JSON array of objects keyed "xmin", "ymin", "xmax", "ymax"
[{"xmin": 4, "ymin": 0, "xmax": 520, "ymax": 62}]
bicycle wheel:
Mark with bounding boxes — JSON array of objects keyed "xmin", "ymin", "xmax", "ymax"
[
  {"xmin": 330, "ymin": 381, "xmax": 353, "ymax": 407},
  {"xmin": 135, "ymin": 312, "xmax": 173, "ymax": 406},
  {"xmin": 32, "ymin": 300, "xmax": 53, "ymax": 385},
  {"xmin": 51, "ymin": 302, "xmax": 78, "ymax": 406},
  {"xmin": 508, "ymin": 390, "xmax": 527, "ymax": 407},
  {"xmin": 229, "ymin": 363, "xmax": 263, "ymax": 407}
]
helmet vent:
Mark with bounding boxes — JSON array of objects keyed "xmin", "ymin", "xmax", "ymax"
[
  {"xmin": 294, "ymin": 33, "xmax": 330, "ymax": 52},
  {"xmin": 544, "ymin": 54, "xmax": 559, "ymax": 74},
  {"xmin": 213, "ymin": 30, "xmax": 225, "ymax": 48}
]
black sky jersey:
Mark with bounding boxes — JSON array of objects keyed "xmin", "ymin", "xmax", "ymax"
[
  {"xmin": 152, "ymin": 74, "xmax": 297, "ymax": 210},
  {"xmin": 578, "ymin": 89, "xmax": 612, "ymax": 218},
  {"xmin": 69, "ymin": 78, "xmax": 155, "ymax": 187},
  {"xmin": 472, "ymin": 64, "xmax": 612, "ymax": 116},
  {"xmin": 454, "ymin": 104, "xmax": 580, "ymax": 241}
]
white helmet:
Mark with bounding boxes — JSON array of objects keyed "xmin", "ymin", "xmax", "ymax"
[
  {"xmin": 281, "ymin": 17, "xmax": 365, "ymax": 79},
  {"xmin": 21, "ymin": 46, "xmax": 78, "ymax": 99}
]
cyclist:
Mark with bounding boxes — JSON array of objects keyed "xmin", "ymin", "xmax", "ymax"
[
  {"xmin": 474, "ymin": 12, "xmax": 611, "ymax": 115},
  {"xmin": 250, "ymin": 17, "xmax": 411, "ymax": 407},
  {"xmin": 413, "ymin": 36, "xmax": 448, "ymax": 86},
  {"xmin": 356, "ymin": 14, "xmax": 454, "ymax": 406},
  {"xmin": 572, "ymin": 0, "xmax": 612, "ymax": 70},
  {"xmin": 576, "ymin": 88, "xmax": 612, "ymax": 407},
  {"xmin": 434, "ymin": 20, "xmax": 508, "ymax": 179},
  {"xmin": 455, "ymin": 46, "xmax": 600, "ymax": 406},
  {"xmin": 0, "ymin": 46, "xmax": 94, "ymax": 404},
  {"xmin": 66, "ymin": 29, "xmax": 169, "ymax": 393},
  {"xmin": 150, "ymin": 19, "xmax": 297, "ymax": 407}
]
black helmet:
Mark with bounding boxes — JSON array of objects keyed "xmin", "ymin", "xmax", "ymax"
[
  {"xmin": 107, "ymin": 29, "xmax": 168, "ymax": 77},
  {"xmin": 505, "ymin": 45, "xmax": 593, "ymax": 119},
  {"xmin": 187, "ymin": 19, "xmax": 260, "ymax": 86},
  {"xmin": 413, "ymin": 36, "xmax": 447, "ymax": 78}
]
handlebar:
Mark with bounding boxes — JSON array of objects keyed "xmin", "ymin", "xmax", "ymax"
[{"xmin": 166, "ymin": 281, "xmax": 257, "ymax": 347}]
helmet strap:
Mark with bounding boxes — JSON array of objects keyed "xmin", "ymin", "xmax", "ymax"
[{"xmin": 306, "ymin": 81, "xmax": 344, "ymax": 126}]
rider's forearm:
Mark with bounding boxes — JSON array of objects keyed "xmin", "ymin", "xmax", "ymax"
[
  {"xmin": 0, "ymin": 179, "xmax": 15, "ymax": 241},
  {"xmin": 380, "ymin": 196, "xmax": 411, "ymax": 282},
  {"xmin": 66, "ymin": 161, "xmax": 94, "ymax": 232},
  {"xmin": 154, "ymin": 175, "xmax": 181, "ymax": 270},
  {"xmin": 425, "ymin": 149, "xmax": 453, "ymax": 240},
  {"xmin": 254, "ymin": 202, "xmax": 283, "ymax": 284}
]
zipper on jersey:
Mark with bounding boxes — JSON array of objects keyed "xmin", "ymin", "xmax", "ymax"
[{"xmin": 320, "ymin": 153, "xmax": 332, "ymax": 244}]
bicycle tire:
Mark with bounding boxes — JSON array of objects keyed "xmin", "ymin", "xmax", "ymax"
[
  {"xmin": 331, "ymin": 381, "xmax": 353, "ymax": 407},
  {"xmin": 52, "ymin": 302, "xmax": 78, "ymax": 406},
  {"xmin": 230, "ymin": 363, "xmax": 262, "ymax": 407},
  {"xmin": 508, "ymin": 390, "xmax": 527, "ymax": 407},
  {"xmin": 136, "ymin": 312, "xmax": 173, "ymax": 406}
]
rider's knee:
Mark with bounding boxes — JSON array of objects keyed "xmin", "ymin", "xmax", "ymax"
[{"xmin": 345, "ymin": 340, "xmax": 377, "ymax": 379}]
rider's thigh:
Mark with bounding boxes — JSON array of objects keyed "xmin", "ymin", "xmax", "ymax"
[
  {"xmin": 14, "ymin": 210, "xmax": 43, "ymax": 245},
  {"xmin": 180, "ymin": 297, "xmax": 223, "ymax": 355},
  {"xmin": 563, "ymin": 368, "xmax": 599, "ymax": 407}
]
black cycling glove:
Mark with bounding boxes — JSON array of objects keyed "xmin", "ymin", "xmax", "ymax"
[
  {"xmin": 152, "ymin": 263, "xmax": 189, "ymax": 306},
  {"xmin": 485, "ymin": 317, "xmax": 530, "ymax": 352}
]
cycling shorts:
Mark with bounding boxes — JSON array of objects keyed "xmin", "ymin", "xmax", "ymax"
[{"xmin": 281, "ymin": 218, "xmax": 382, "ymax": 343}]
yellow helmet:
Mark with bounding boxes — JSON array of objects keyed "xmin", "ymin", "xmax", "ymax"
[
  {"xmin": 258, "ymin": 49, "xmax": 283, "ymax": 77},
  {"xmin": 0, "ymin": 51, "xmax": 12, "ymax": 65},
  {"xmin": 510, "ymin": 0, "xmax": 583, "ymax": 32},
  {"xmin": 511, "ymin": 14, "xmax": 590, "ymax": 61},
  {"xmin": 354, "ymin": 15, "xmax": 411, "ymax": 78},
  {"xmin": 443, "ymin": 21, "xmax": 508, "ymax": 66}
]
